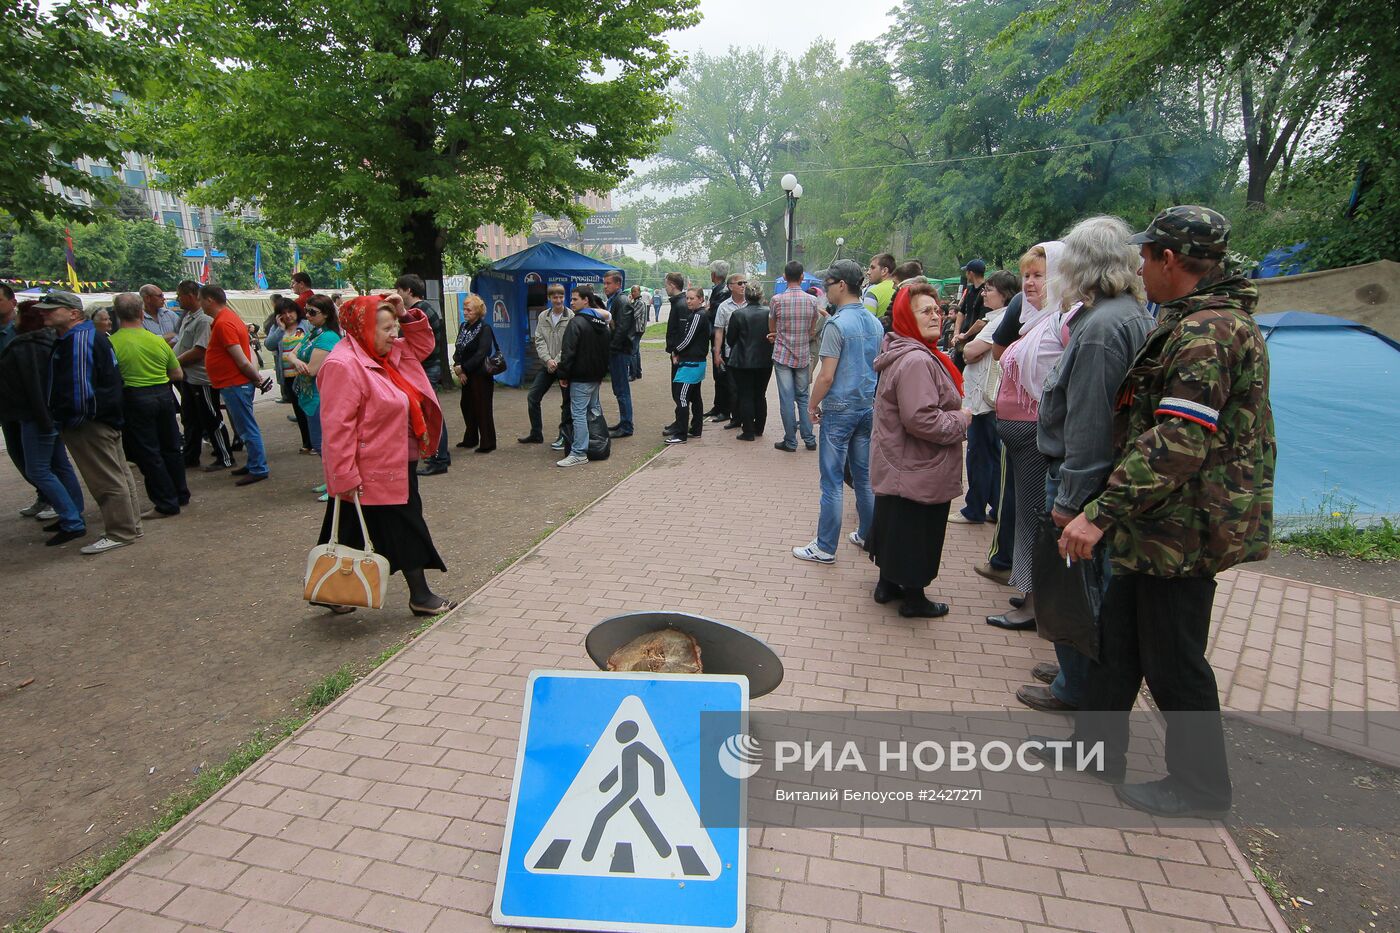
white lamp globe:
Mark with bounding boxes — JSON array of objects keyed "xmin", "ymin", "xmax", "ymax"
[{"xmin": 780, "ymin": 173, "xmax": 798, "ymax": 192}]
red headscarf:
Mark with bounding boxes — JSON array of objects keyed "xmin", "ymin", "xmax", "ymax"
[
  {"xmin": 892, "ymin": 287, "xmax": 963, "ymax": 396},
  {"xmin": 339, "ymin": 296, "xmax": 432, "ymax": 454}
]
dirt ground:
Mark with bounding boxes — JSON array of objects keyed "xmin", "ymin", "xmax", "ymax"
[
  {"xmin": 1228, "ymin": 717, "xmax": 1400, "ymax": 933},
  {"xmin": 0, "ymin": 346, "xmax": 678, "ymax": 922},
  {"xmin": 1256, "ymin": 551, "xmax": 1400, "ymax": 601}
]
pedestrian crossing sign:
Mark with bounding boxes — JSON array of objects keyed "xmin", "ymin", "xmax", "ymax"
[{"xmin": 494, "ymin": 670, "xmax": 748, "ymax": 932}]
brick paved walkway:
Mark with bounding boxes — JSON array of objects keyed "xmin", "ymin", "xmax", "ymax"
[{"xmin": 50, "ymin": 420, "xmax": 1400, "ymax": 932}]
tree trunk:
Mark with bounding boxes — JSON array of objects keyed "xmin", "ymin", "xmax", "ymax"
[{"xmin": 401, "ymin": 208, "xmax": 450, "ymax": 384}]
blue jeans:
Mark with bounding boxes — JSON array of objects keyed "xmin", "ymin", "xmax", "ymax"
[
  {"xmin": 816, "ymin": 408, "xmax": 874, "ymax": 554},
  {"xmin": 568, "ymin": 381, "xmax": 602, "ymax": 457},
  {"xmin": 1045, "ymin": 466, "xmax": 1109, "ymax": 706},
  {"xmin": 630, "ymin": 332, "xmax": 642, "ymax": 379},
  {"xmin": 608, "ymin": 353, "xmax": 634, "ymax": 433},
  {"xmin": 19, "ymin": 421, "xmax": 85, "ymax": 531},
  {"xmin": 774, "ymin": 363, "xmax": 815, "ymax": 448},
  {"xmin": 219, "ymin": 383, "xmax": 268, "ymax": 477},
  {"xmin": 307, "ymin": 409, "xmax": 322, "ymax": 453}
]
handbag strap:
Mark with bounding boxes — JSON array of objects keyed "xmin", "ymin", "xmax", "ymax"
[{"xmin": 329, "ymin": 492, "xmax": 376, "ymax": 555}]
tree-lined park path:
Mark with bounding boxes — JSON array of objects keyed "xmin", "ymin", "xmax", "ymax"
[{"xmin": 47, "ymin": 416, "xmax": 1399, "ymax": 932}]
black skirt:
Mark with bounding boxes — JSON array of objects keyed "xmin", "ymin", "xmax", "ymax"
[
  {"xmin": 866, "ymin": 494, "xmax": 951, "ymax": 589},
  {"xmin": 318, "ymin": 465, "xmax": 446, "ymax": 575}
]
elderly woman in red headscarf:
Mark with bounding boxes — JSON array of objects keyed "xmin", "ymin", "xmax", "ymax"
[
  {"xmin": 314, "ymin": 293, "xmax": 456, "ymax": 616},
  {"xmin": 866, "ymin": 282, "xmax": 973, "ymax": 619}
]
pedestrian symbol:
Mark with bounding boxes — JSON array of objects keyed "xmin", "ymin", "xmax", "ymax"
[
  {"xmin": 525, "ymin": 694, "xmax": 720, "ymax": 880},
  {"xmin": 495, "ymin": 670, "xmax": 748, "ymax": 932}
]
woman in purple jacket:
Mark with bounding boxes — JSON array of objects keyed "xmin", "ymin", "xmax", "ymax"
[{"xmin": 867, "ymin": 283, "xmax": 972, "ymax": 618}]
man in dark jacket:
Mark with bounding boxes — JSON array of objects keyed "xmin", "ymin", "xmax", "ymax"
[
  {"xmin": 704, "ymin": 260, "xmax": 730, "ymax": 419},
  {"xmin": 40, "ymin": 290, "xmax": 143, "ymax": 553},
  {"xmin": 665, "ymin": 286, "xmax": 713, "ymax": 444},
  {"xmin": 603, "ymin": 271, "xmax": 636, "ymax": 438},
  {"xmin": 661, "ymin": 271, "xmax": 696, "ymax": 436},
  {"xmin": 556, "ymin": 289, "xmax": 611, "ymax": 467}
]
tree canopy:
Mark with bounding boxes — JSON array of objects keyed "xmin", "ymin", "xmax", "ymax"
[
  {"xmin": 0, "ymin": 1, "xmax": 169, "ymax": 223},
  {"xmin": 143, "ymin": 0, "xmax": 699, "ymax": 295}
]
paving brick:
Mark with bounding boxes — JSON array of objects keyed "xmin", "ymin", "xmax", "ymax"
[
  {"xmin": 233, "ymin": 836, "xmax": 312, "ymax": 871},
  {"xmin": 882, "ymin": 869, "xmax": 962, "ymax": 908},
  {"xmin": 862, "ymin": 893, "xmax": 941, "ymax": 931},
  {"xmin": 160, "ymin": 885, "xmax": 247, "ymax": 927},
  {"xmin": 356, "ymin": 891, "xmax": 441, "ymax": 932},
  {"xmin": 98, "ymin": 874, "xmax": 183, "ymax": 913},
  {"xmin": 963, "ymin": 885, "xmax": 1045, "ymax": 923},
  {"xmin": 88, "ymin": 908, "xmax": 185, "ymax": 932},
  {"xmin": 780, "ymin": 881, "xmax": 860, "ymax": 920},
  {"xmin": 938, "ymin": 908, "xmax": 1026, "ymax": 932},
  {"xmin": 1141, "ymin": 884, "xmax": 1234, "ymax": 924},
  {"xmin": 224, "ymin": 899, "xmax": 314, "ymax": 932},
  {"xmin": 288, "ymin": 879, "xmax": 374, "ymax": 920},
  {"xmin": 1041, "ymin": 896, "xmax": 1131, "ymax": 933},
  {"xmin": 225, "ymin": 864, "xmax": 310, "ymax": 905},
  {"xmin": 293, "ymin": 848, "xmax": 371, "ymax": 884}
]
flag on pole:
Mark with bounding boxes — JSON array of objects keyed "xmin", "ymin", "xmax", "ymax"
[
  {"xmin": 254, "ymin": 242, "xmax": 269, "ymax": 289},
  {"xmin": 199, "ymin": 242, "xmax": 212, "ymax": 284},
  {"xmin": 63, "ymin": 229, "xmax": 81, "ymax": 293},
  {"xmin": 292, "ymin": 242, "xmax": 302, "ymax": 275}
]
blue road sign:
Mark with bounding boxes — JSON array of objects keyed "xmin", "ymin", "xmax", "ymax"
[{"xmin": 494, "ymin": 670, "xmax": 749, "ymax": 933}]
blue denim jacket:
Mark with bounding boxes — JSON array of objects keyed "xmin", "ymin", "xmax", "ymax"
[{"xmin": 818, "ymin": 301, "xmax": 882, "ymax": 412}]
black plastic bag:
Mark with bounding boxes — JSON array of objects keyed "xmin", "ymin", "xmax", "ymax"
[
  {"xmin": 562, "ymin": 407, "xmax": 612, "ymax": 461},
  {"xmin": 1030, "ymin": 514, "xmax": 1105, "ymax": 662}
]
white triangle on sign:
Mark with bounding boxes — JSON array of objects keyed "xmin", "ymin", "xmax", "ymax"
[{"xmin": 524, "ymin": 694, "xmax": 721, "ymax": 882}]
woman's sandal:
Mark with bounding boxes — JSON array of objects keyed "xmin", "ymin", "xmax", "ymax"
[
  {"xmin": 329, "ymin": 605, "xmax": 356, "ymax": 615},
  {"xmin": 409, "ymin": 599, "xmax": 459, "ymax": 618}
]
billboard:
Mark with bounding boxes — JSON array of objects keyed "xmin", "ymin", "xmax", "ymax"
[{"xmin": 527, "ymin": 211, "xmax": 637, "ymax": 246}]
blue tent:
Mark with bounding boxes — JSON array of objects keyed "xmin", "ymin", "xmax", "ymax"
[
  {"xmin": 468, "ymin": 242, "xmax": 620, "ymax": 387},
  {"xmin": 1257, "ymin": 311, "xmax": 1400, "ymax": 527}
]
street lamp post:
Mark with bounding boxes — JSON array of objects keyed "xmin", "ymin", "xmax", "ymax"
[
  {"xmin": 780, "ymin": 173, "xmax": 802, "ymax": 265},
  {"xmin": 835, "ymin": 237, "xmax": 845, "ymax": 261}
]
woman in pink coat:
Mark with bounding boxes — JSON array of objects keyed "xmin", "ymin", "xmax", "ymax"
[
  {"xmin": 867, "ymin": 283, "xmax": 973, "ymax": 618},
  {"xmin": 315, "ymin": 294, "xmax": 456, "ymax": 616}
]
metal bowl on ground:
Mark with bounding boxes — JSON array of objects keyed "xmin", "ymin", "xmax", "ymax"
[{"xmin": 585, "ymin": 611, "xmax": 785, "ymax": 698}]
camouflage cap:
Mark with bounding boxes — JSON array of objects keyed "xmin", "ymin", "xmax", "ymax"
[{"xmin": 1128, "ymin": 205, "xmax": 1230, "ymax": 259}]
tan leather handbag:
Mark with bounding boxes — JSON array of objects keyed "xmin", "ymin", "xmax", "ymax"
[{"xmin": 303, "ymin": 493, "xmax": 389, "ymax": 610}]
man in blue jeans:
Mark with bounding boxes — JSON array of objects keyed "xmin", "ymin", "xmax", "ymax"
[
  {"xmin": 792, "ymin": 260, "xmax": 883, "ymax": 563},
  {"xmin": 555, "ymin": 288, "xmax": 611, "ymax": 467}
]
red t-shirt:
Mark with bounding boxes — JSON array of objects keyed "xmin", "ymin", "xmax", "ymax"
[
  {"xmin": 294, "ymin": 290, "xmax": 310, "ymax": 310},
  {"xmin": 206, "ymin": 307, "xmax": 253, "ymax": 389}
]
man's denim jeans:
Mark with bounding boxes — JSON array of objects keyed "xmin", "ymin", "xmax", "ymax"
[
  {"xmin": 1045, "ymin": 466, "xmax": 1111, "ymax": 706},
  {"xmin": 608, "ymin": 353, "xmax": 634, "ymax": 433},
  {"xmin": 774, "ymin": 363, "xmax": 815, "ymax": 448},
  {"xmin": 220, "ymin": 383, "xmax": 268, "ymax": 477},
  {"xmin": 568, "ymin": 381, "xmax": 602, "ymax": 457},
  {"xmin": 19, "ymin": 421, "xmax": 85, "ymax": 531},
  {"xmin": 816, "ymin": 407, "xmax": 873, "ymax": 554}
]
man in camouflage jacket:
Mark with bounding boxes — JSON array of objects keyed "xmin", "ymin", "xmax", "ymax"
[{"xmin": 1057, "ymin": 205, "xmax": 1276, "ymax": 819}]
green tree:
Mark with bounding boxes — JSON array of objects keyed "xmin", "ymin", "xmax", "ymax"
[
  {"xmin": 629, "ymin": 43, "xmax": 841, "ymax": 272},
  {"xmin": 118, "ymin": 220, "xmax": 184, "ymax": 289},
  {"xmin": 10, "ymin": 217, "xmax": 128, "ymax": 285},
  {"xmin": 214, "ymin": 222, "xmax": 291, "ymax": 290},
  {"xmin": 144, "ymin": 0, "xmax": 697, "ymax": 305},
  {"xmin": 1, "ymin": 1, "xmax": 169, "ymax": 223}
]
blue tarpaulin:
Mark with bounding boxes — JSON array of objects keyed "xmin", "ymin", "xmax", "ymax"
[
  {"xmin": 468, "ymin": 242, "xmax": 620, "ymax": 387},
  {"xmin": 1250, "ymin": 244, "xmax": 1307, "ymax": 279},
  {"xmin": 1257, "ymin": 311, "xmax": 1400, "ymax": 527}
]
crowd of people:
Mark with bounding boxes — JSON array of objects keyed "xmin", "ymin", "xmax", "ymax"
[
  {"xmin": 1, "ymin": 203, "xmax": 1275, "ymax": 817},
  {"xmin": 776, "ymin": 205, "xmax": 1276, "ymax": 820}
]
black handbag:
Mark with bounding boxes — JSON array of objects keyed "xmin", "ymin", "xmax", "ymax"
[
  {"xmin": 1030, "ymin": 513, "xmax": 1106, "ymax": 662},
  {"xmin": 484, "ymin": 331, "xmax": 507, "ymax": 375}
]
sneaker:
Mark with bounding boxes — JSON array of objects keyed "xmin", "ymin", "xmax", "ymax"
[
  {"xmin": 665, "ymin": 434, "xmax": 687, "ymax": 445},
  {"xmin": 804, "ymin": 440, "xmax": 817, "ymax": 451},
  {"xmin": 848, "ymin": 531, "xmax": 866, "ymax": 549},
  {"xmin": 312, "ymin": 483, "xmax": 327, "ymax": 493},
  {"xmin": 140, "ymin": 508, "xmax": 177, "ymax": 520},
  {"xmin": 774, "ymin": 441, "xmax": 797, "ymax": 452},
  {"xmin": 550, "ymin": 438, "xmax": 566, "ymax": 451},
  {"xmin": 36, "ymin": 508, "xmax": 58, "ymax": 521},
  {"xmin": 19, "ymin": 497, "xmax": 48, "ymax": 518},
  {"xmin": 706, "ymin": 414, "xmax": 727, "ymax": 423},
  {"xmin": 949, "ymin": 511, "xmax": 984, "ymax": 524},
  {"xmin": 317, "ymin": 492, "xmax": 329, "ymax": 502},
  {"xmin": 556, "ymin": 453, "xmax": 589, "ymax": 467},
  {"xmin": 792, "ymin": 541, "xmax": 835, "ymax": 564},
  {"xmin": 80, "ymin": 535, "xmax": 133, "ymax": 555}
]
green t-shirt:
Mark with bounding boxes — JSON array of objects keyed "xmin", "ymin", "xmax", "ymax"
[{"xmin": 110, "ymin": 326, "xmax": 178, "ymax": 388}]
